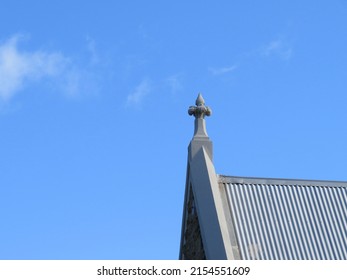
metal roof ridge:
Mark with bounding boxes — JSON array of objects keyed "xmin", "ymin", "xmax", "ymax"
[{"xmin": 217, "ymin": 174, "xmax": 347, "ymax": 188}]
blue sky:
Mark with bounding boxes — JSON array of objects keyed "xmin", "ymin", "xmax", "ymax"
[{"xmin": 1, "ymin": 0, "xmax": 347, "ymax": 259}]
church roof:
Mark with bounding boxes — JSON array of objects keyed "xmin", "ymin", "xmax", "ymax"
[
  {"xmin": 180, "ymin": 94, "xmax": 347, "ymax": 260},
  {"xmin": 218, "ymin": 175, "xmax": 347, "ymax": 259}
]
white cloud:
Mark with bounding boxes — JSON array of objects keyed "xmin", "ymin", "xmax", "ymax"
[
  {"xmin": 0, "ymin": 35, "xmax": 68, "ymax": 101},
  {"xmin": 0, "ymin": 34, "xmax": 103, "ymax": 103},
  {"xmin": 209, "ymin": 65, "xmax": 238, "ymax": 75},
  {"xmin": 126, "ymin": 79, "xmax": 151, "ymax": 106},
  {"xmin": 166, "ymin": 74, "xmax": 183, "ymax": 95},
  {"xmin": 86, "ymin": 36, "xmax": 99, "ymax": 65},
  {"xmin": 262, "ymin": 39, "xmax": 292, "ymax": 60},
  {"xmin": 63, "ymin": 68, "xmax": 81, "ymax": 97}
]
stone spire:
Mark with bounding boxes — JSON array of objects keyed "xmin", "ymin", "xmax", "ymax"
[{"xmin": 188, "ymin": 93, "xmax": 213, "ymax": 161}]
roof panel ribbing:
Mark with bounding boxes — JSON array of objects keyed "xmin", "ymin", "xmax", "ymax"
[{"xmin": 220, "ymin": 177, "xmax": 347, "ymax": 260}]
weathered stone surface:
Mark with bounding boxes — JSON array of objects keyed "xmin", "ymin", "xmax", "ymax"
[
  {"xmin": 188, "ymin": 93, "xmax": 212, "ymax": 119},
  {"xmin": 181, "ymin": 187, "xmax": 206, "ymax": 260}
]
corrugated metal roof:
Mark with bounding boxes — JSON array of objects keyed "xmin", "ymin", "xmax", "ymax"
[{"xmin": 219, "ymin": 176, "xmax": 347, "ymax": 260}]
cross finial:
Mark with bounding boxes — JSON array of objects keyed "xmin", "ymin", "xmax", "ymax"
[
  {"xmin": 188, "ymin": 93, "xmax": 212, "ymax": 119},
  {"xmin": 187, "ymin": 93, "xmax": 213, "ymax": 160}
]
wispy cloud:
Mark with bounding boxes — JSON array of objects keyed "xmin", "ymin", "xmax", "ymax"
[
  {"xmin": 126, "ymin": 78, "xmax": 151, "ymax": 106},
  {"xmin": 0, "ymin": 35, "xmax": 68, "ymax": 101},
  {"xmin": 262, "ymin": 39, "xmax": 292, "ymax": 60},
  {"xmin": 166, "ymin": 74, "xmax": 183, "ymax": 95},
  {"xmin": 86, "ymin": 36, "xmax": 99, "ymax": 65},
  {"xmin": 0, "ymin": 34, "xmax": 102, "ymax": 102},
  {"xmin": 208, "ymin": 65, "xmax": 238, "ymax": 75}
]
